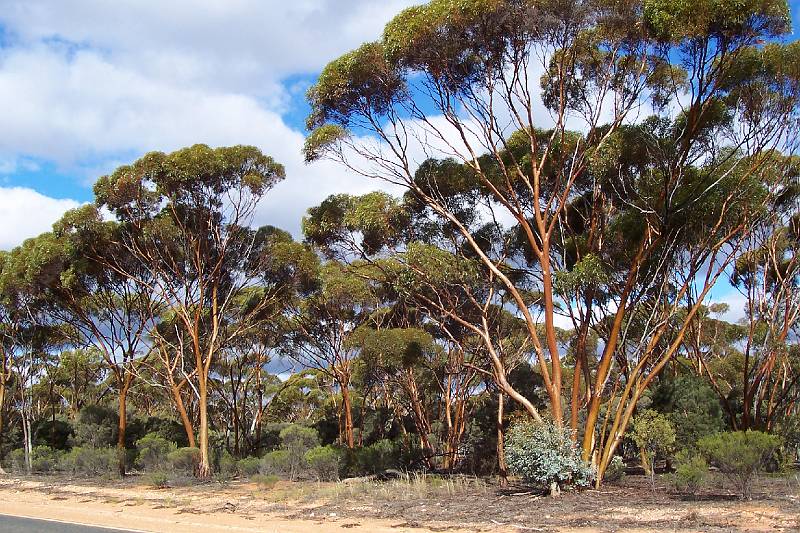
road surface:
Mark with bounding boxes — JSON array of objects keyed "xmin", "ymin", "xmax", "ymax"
[{"xmin": 0, "ymin": 515, "xmax": 140, "ymax": 533}]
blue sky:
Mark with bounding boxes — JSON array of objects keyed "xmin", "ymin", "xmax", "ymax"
[
  {"xmin": 0, "ymin": 0, "xmax": 419, "ymax": 249},
  {"xmin": 0, "ymin": 0, "xmax": 798, "ymax": 321}
]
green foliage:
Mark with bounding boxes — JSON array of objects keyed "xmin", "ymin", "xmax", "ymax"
[
  {"xmin": 32, "ymin": 420, "xmax": 73, "ymax": 451},
  {"xmin": 7, "ymin": 446, "xmax": 65, "ymax": 474},
  {"xmin": 252, "ymin": 474, "xmax": 280, "ymax": 489},
  {"xmin": 505, "ymin": 421, "xmax": 594, "ymax": 493},
  {"xmin": 303, "ymin": 124, "xmax": 347, "ymax": 162},
  {"xmin": 673, "ymin": 451, "xmax": 708, "ymax": 495},
  {"xmin": 60, "ymin": 447, "xmax": 118, "ymax": 477},
  {"xmin": 604, "ymin": 456, "xmax": 626, "ymax": 484},
  {"xmin": 643, "ymin": 0, "xmax": 790, "ymax": 42},
  {"xmin": 167, "ymin": 447, "xmax": 201, "ymax": 477},
  {"xmin": 30, "ymin": 446, "xmax": 65, "ymax": 473},
  {"xmin": 651, "ymin": 376, "xmax": 725, "ymax": 452},
  {"xmin": 146, "ymin": 472, "xmax": 169, "ymax": 489},
  {"xmin": 278, "ymin": 425, "xmax": 319, "ymax": 481},
  {"xmin": 237, "ymin": 456, "xmax": 261, "ymax": 477},
  {"xmin": 73, "ymin": 405, "xmax": 118, "ymax": 449},
  {"xmin": 136, "ymin": 433, "xmax": 177, "ymax": 472},
  {"xmin": 218, "ymin": 450, "xmax": 239, "ymax": 478},
  {"xmin": 631, "ymin": 409, "xmax": 676, "ymax": 487},
  {"xmin": 305, "ymin": 445, "xmax": 342, "ymax": 481},
  {"xmin": 352, "ymin": 439, "xmax": 401, "ymax": 475},
  {"xmin": 698, "ymin": 431, "xmax": 781, "ymax": 499},
  {"xmin": 307, "ymin": 42, "xmax": 404, "ymax": 130},
  {"xmin": 259, "ymin": 450, "xmax": 291, "ymax": 478},
  {"xmin": 6, "ymin": 449, "xmax": 27, "ymax": 474},
  {"xmin": 554, "ymin": 254, "xmax": 608, "ymax": 297}
]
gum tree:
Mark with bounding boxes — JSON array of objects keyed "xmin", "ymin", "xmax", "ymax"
[
  {"xmin": 92, "ymin": 144, "xmax": 287, "ymax": 478},
  {"xmin": 303, "ymin": 0, "xmax": 800, "ymax": 481}
]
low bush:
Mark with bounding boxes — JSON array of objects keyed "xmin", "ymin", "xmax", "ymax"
[
  {"xmin": 136, "ymin": 433, "xmax": 177, "ymax": 472},
  {"xmin": 504, "ymin": 421, "xmax": 594, "ymax": 495},
  {"xmin": 252, "ymin": 474, "xmax": 280, "ymax": 489},
  {"xmin": 60, "ymin": 447, "xmax": 117, "ymax": 477},
  {"xmin": 218, "ymin": 450, "xmax": 238, "ymax": 479},
  {"xmin": 698, "ymin": 431, "xmax": 781, "ymax": 500},
  {"xmin": 356, "ymin": 439, "xmax": 400, "ymax": 474},
  {"xmin": 237, "ymin": 456, "xmax": 261, "ymax": 477},
  {"xmin": 259, "ymin": 450, "xmax": 291, "ymax": 478},
  {"xmin": 631, "ymin": 410, "xmax": 676, "ymax": 488},
  {"xmin": 604, "ymin": 456, "xmax": 626, "ymax": 483},
  {"xmin": 673, "ymin": 451, "xmax": 707, "ymax": 496},
  {"xmin": 167, "ymin": 447, "xmax": 200, "ymax": 477},
  {"xmin": 279, "ymin": 425, "xmax": 318, "ymax": 481},
  {"xmin": 146, "ymin": 471, "xmax": 169, "ymax": 488},
  {"xmin": 6, "ymin": 448, "xmax": 26, "ymax": 473},
  {"xmin": 30, "ymin": 446, "xmax": 64, "ymax": 473},
  {"xmin": 305, "ymin": 445, "xmax": 341, "ymax": 481}
]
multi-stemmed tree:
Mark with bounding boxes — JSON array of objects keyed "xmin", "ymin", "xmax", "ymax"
[
  {"xmin": 91, "ymin": 144, "xmax": 289, "ymax": 477},
  {"xmin": 303, "ymin": 0, "xmax": 800, "ymax": 482}
]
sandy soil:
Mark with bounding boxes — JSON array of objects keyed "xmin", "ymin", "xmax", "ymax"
[
  {"xmin": 0, "ymin": 477, "xmax": 457, "ymax": 533},
  {"xmin": 0, "ymin": 474, "xmax": 798, "ymax": 532}
]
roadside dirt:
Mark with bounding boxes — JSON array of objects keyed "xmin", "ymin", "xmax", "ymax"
[{"xmin": 0, "ymin": 474, "xmax": 797, "ymax": 532}]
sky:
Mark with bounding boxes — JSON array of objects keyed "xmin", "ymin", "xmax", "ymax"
[
  {"xmin": 0, "ymin": 0, "xmax": 422, "ymax": 250},
  {"xmin": 0, "ymin": 0, "xmax": 799, "ymax": 318}
]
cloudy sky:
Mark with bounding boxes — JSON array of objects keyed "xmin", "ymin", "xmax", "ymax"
[
  {"xmin": 0, "ymin": 0, "xmax": 799, "ymax": 320},
  {"xmin": 0, "ymin": 0, "xmax": 424, "ymax": 250}
]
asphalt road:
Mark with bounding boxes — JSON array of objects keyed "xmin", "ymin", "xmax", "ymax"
[{"xmin": 0, "ymin": 515, "xmax": 140, "ymax": 533}]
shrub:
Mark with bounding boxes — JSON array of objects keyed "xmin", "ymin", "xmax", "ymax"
[
  {"xmin": 218, "ymin": 450, "xmax": 238, "ymax": 479},
  {"xmin": 237, "ymin": 456, "xmax": 261, "ymax": 477},
  {"xmin": 167, "ymin": 447, "xmax": 200, "ymax": 477},
  {"xmin": 6, "ymin": 449, "xmax": 27, "ymax": 474},
  {"xmin": 259, "ymin": 450, "xmax": 291, "ymax": 478},
  {"xmin": 72, "ymin": 406, "xmax": 117, "ymax": 448},
  {"xmin": 136, "ymin": 433, "xmax": 177, "ymax": 472},
  {"xmin": 673, "ymin": 451, "xmax": 707, "ymax": 496},
  {"xmin": 32, "ymin": 420, "xmax": 74, "ymax": 450},
  {"xmin": 305, "ymin": 446, "xmax": 341, "ymax": 481},
  {"xmin": 252, "ymin": 474, "xmax": 280, "ymax": 489},
  {"xmin": 60, "ymin": 447, "xmax": 117, "ymax": 477},
  {"xmin": 698, "ymin": 431, "xmax": 781, "ymax": 499},
  {"xmin": 631, "ymin": 409, "xmax": 676, "ymax": 488},
  {"xmin": 30, "ymin": 446, "xmax": 64, "ymax": 473},
  {"xmin": 364, "ymin": 440, "xmax": 398, "ymax": 473},
  {"xmin": 651, "ymin": 376, "xmax": 724, "ymax": 452},
  {"xmin": 146, "ymin": 471, "xmax": 169, "ymax": 488},
  {"xmin": 279, "ymin": 425, "xmax": 318, "ymax": 480},
  {"xmin": 604, "ymin": 455, "xmax": 626, "ymax": 483},
  {"xmin": 504, "ymin": 421, "xmax": 594, "ymax": 494}
]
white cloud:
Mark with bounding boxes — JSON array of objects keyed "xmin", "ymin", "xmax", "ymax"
[
  {"xmin": 0, "ymin": 187, "xmax": 81, "ymax": 250},
  {"xmin": 0, "ymin": 1, "xmax": 421, "ymax": 237}
]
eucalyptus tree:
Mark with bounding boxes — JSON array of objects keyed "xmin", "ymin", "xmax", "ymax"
[
  {"xmin": 0, "ymin": 239, "xmax": 69, "ymax": 472},
  {"xmin": 284, "ymin": 260, "xmax": 389, "ymax": 449},
  {"xmin": 10, "ymin": 208, "xmax": 158, "ymax": 476},
  {"xmin": 728, "ymin": 170, "xmax": 800, "ymax": 430},
  {"xmin": 303, "ymin": 0, "xmax": 800, "ymax": 481},
  {"xmin": 92, "ymin": 144, "xmax": 288, "ymax": 477}
]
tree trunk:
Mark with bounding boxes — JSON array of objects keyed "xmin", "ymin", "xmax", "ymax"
[
  {"xmin": 497, "ymin": 392, "xmax": 508, "ymax": 487},
  {"xmin": 341, "ymin": 383, "xmax": 355, "ymax": 449},
  {"xmin": 170, "ymin": 380, "xmax": 196, "ymax": 448},
  {"xmin": 197, "ymin": 375, "xmax": 211, "ymax": 478},
  {"xmin": 117, "ymin": 384, "xmax": 129, "ymax": 477},
  {"xmin": 0, "ymin": 377, "xmax": 6, "ymax": 448},
  {"xmin": 197, "ymin": 376, "xmax": 212, "ymax": 479}
]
